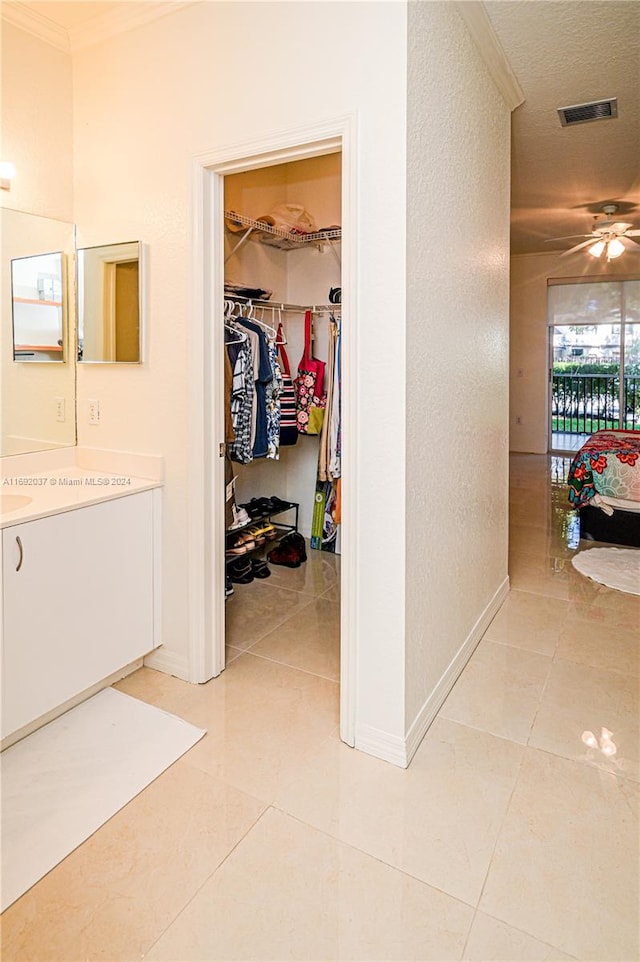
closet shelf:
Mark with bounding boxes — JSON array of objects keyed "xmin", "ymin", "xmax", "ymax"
[
  {"xmin": 225, "ymin": 501, "xmax": 299, "ymax": 560},
  {"xmin": 224, "ymin": 210, "xmax": 341, "ymax": 251}
]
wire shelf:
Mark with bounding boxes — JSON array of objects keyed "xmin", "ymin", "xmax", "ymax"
[{"xmin": 224, "ymin": 210, "xmax": 341, "ymax": 249}]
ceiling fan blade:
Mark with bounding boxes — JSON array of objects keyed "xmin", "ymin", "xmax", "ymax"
[
  {"xmin": 559, "ymin": 239, "xmax": 598, "ymax": 257},
  {"xmin": 545, "ymin": 234, "xmax": 591, "ymax": 243},
  {"xmin": 625, "ymin": 229, "xmax": 640, "ymax": 236}
]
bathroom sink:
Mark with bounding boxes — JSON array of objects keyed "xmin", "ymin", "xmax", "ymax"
[{"xmin": 0, "ymin": 494, "xmax": 33, "ymax": 513}]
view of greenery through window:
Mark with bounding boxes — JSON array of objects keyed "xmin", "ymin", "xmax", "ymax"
[{"xmin": 549, "ymin": 280, "xmax": 640, "ymax": 437}]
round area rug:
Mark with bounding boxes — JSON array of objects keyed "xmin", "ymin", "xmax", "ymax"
[{"xmin": 571, "ymin": 547, "xmax": 640, "ymax": 596}]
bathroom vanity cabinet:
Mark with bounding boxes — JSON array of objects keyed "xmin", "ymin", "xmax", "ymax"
[{"xmin": 1, "ymin": 489, "xmax": 160, "ymax": 740}]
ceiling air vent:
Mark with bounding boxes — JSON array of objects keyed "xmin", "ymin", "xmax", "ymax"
[{"xmin": 557, "ymin": 98, "xmax": 618, "ymax": 127}]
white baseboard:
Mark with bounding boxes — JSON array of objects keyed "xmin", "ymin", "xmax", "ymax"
[
  {"xmin": 353, "ymin": 577, "xmax": 510, "ymax": 770},
  {"xmin": 143, "ymin": 646, "xmax": 190, "ymax": 681},
  {"xmin": 404, "ymin": 576, "xmax": 510, "ymax": 765},
  {"xmin": 355, "ymin": 724, "xmax": 409, "ymax": 769}
]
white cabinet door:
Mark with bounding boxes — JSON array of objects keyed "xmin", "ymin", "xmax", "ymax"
[{"xmin": 2, "ymin": 491, "xmax": 155, "ymax": 738}]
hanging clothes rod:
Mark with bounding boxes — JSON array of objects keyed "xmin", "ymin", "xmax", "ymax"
[{"xmin": 224, "ymin": 293, "xmax": 340, "ymax": 315}]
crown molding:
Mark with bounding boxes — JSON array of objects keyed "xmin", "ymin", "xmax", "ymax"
[
  {"xmin": 68, "ymin": 1, "xmax": 198, "ymax": 53},
  {"xmin": 1, "ymin": 1, "xmax": 199, "ymax": 54},
  {"xmin": 454, "ymin": 1, "xmax": 524, "ymax": 112},
  {"xmin": 1, "ymin": 2, "xmax": 70, "ymax": 52}
]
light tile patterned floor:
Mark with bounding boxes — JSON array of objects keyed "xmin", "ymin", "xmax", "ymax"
[{"xmin": 1, "ymin": 455, "xmax": 638, "ymax": 961}]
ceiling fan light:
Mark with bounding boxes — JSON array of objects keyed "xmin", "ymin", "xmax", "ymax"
[
  {"xmin": 588, "ymin": 240, "xmax": 605, "ymax": 258},
  {"xmin": 607, "ymin": 237, "xmax": 625, "ymax": 259}
]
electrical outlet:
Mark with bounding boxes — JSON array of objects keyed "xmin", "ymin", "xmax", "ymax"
[
  {"xmin": 88, "ymin": 399, "xmax": 100, "ymax": 425},
  {"xmin": 516, "ymin": 415, "xmax": 523, "ymax": 425},
  {"xmin": 55, "ymin": 397, "xmax": 65, "ymax": 422}
]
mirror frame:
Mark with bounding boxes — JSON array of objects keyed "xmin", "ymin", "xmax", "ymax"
[{"xmin": 77, "ymin": 241, "xmax": 145, "ymax": 364}]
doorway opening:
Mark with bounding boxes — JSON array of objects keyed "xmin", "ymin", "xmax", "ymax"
[
  {"xmin": 223, "ymin": 154, "xmax": 342, "ymax": 696},
  {"xmin": 189, "ymin": 121, "xmax": 356, "ymax": 746}
]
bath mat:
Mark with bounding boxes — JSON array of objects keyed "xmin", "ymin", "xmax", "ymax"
[
  {"xmin": 571, "ymin": 546, "xmax": 640, "ymax": 596},
  {"xmin": 1, "ymin": 687, "xmax": 205, "ymax": 912}
]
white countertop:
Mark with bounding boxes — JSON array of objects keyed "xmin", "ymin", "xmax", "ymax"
[{"xmin": 1, "ymin": 467, "xmax": 163, "ymax": 528}]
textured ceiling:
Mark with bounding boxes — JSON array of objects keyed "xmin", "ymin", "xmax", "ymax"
[
  {"xmin": 485, "ymin": 0, "xmax": 640, "ymax": 254},
  {"xmin": 9, "ymin": 1, "xmax": 640, "ymax": 257}
]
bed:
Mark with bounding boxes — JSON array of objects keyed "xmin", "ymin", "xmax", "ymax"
[{"xmin": 567, "ymin": 430, "xmax": 640, "ymax": 547}]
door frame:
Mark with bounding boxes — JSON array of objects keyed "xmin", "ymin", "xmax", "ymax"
[{"xmin": 187, "ymin": 117, "xmax": 357, "ymax": 746}]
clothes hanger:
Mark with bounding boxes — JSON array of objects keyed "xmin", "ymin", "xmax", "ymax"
[
  {"xmin": 274, "ymin": 307, "xmax": 287, "ymax": 345},
  {"xmin": 224, "ymin": 322, "xmax": 247, "ymax": 343},
  {"xmin": 252, "ymin": 306, "xmax": 277, "ymax": 340}
]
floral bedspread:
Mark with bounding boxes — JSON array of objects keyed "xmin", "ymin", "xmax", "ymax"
[{"xmin": 567, "ymin": 431, "xmax": 640, "ymax": 507}]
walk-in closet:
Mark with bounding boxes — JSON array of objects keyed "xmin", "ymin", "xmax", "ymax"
[{"xmin": 222, "ymin": 153, "xmax": 342, "ymax": 686}]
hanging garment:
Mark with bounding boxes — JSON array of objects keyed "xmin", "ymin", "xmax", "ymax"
[
  {"xmin": 265, "ymin": 336, "xmax": 283, "ymax": 460},
  {"xmin": 237, "ymin": 318, "xmax": 273, "ymax": 459},
  {"xmin": 318, "ymin": 318, "xmax": 337, "ymax": 481},
  {"xmin": 235, "ymin": 322, "xmax": 260, "ymax": 450},
  {"xmin": 277, "ymin": 324, "xmax": 299, "ymax": 447},
  {"xmin": 329, "ymin": 315, "xmax": 342, "ymax": 479},
  {"xmin": 295, "ymin": 311, "xmax": 326, "ymax": 435},
  {"xmin": 224, "ymin": 348, "xmax": 236, "ymax": 443},
  {"xmin": 228, "ymin": 337, "xmax": 254, "ymax": 464}
]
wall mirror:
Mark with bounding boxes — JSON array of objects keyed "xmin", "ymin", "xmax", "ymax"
[
  {"xmin": 11, "ymin": 251, "xmax": 65, "ymax": 362},
  {"xmin": 77, "ymin": 241, "xmax": 142, "ymax": 363},
  {"xmin": 1, "ymin": 208, "xmax": 76, "ymax": 457}
]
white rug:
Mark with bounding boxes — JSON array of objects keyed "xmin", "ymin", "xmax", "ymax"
[
  {"xmin": 571, "ymin": 546, "xmax": 640, "ymax": 596},
  {"xmin": 0, "ymin": 687, "xmax": 205, "ymax": 912}
]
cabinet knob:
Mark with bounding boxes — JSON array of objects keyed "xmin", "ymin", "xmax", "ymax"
[{"xmin": 16, "ymin": 535, "xmax": 23, "ymax": 572}]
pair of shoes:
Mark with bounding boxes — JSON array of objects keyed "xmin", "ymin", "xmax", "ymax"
[
  {"xmin": 241, "ymin": 496, "xmax": 292, "ymax": 518},
  {"xmin": 248, "ymin": 522, "xmax": 278, "ymax": 543},
  {"xmin": 251, "ymin": 558, "xmax": 271, "ymax": 579},
  {"xmin": 228, "ymin": 505, "xmax": 251, "ymax": 530},
  {"xmin": 269, "ymin": 496, "xmax": 293, "ymax": 512},
  {"xmin": 227, "ymin": 531, "xmax": 255, "ymax": 555},
  {"xmin": 245, "ymin": 522, "xmax": 275, "ymax": 545},
  {"xmin": 228, "ymin": 557, "xmax": 253, "ymax": 583},
  {"xmin": 267, "ymin": 532, "xmax": 307, "ymax": 568},
  {"xmin": 242, "ymin": 498, "xmax": 272, "ymax": 519}
]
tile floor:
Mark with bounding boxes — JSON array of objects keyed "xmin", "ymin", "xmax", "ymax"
[{"xmin": 1, "ymin": 454, "xmax": 638, "ymax": 961}]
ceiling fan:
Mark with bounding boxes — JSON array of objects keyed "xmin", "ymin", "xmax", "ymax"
[{"xmin": 547, "ymin": 204, "xmax": 640, "ymax": 259}]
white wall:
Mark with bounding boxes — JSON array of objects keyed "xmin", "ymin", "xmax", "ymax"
[
  {"xmin": 72, "ymin": 1, "xmax": 409, "ymax": 742},
  {"xmin": 1, "ymin": 23, "xmax": 75, "ymax": 455},
  {"xmin": 0, "ymin": 21, "xmax": 73, "ymax": 220},
  {"xmin": 405, "ymin": 2, "xmax": 511, "ymax": 735},
  {"xmin": 510, "ymin": 252, "xmax": 640, "ymax": 453},
  {"xmin": 4, "ymin": 0, "xmax": 513, "ymax": 761}
]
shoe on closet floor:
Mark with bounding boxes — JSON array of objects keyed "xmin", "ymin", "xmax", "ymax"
[
  {"xmin": 228, "ymin": 557, "xmax": 254, "ymax": 584},
  {"xmin": 251, "ymin": 558, "xmax": 271, "ymax": 579},
  {"xmin": 225, "ymin": 576, "xmax": 234, "ymax": 597},
  {"xmin": 286, "ymin": 532, "xmax": 307, "ymax": 562},
  {"xmin": 270, "ymin": 531, "xmax": 306, "ymax": 563},
  {"xmin": 267, "ymin": 533, "xmax": 306, "ymax": 568}
]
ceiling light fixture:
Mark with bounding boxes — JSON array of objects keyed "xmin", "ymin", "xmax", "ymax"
[
  {"xmin": 588, "ymin": 235, "xmax": 625, "ymax": 260},
  {"xmin": 0, "ymin": 161, "xmax": 16, "ymax": 191}
]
